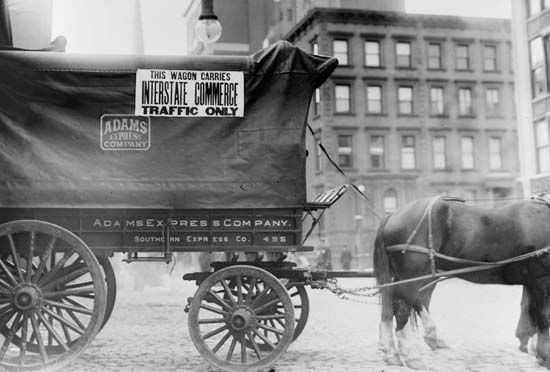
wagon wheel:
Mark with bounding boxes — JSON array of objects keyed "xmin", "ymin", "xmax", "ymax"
[
  {"xmin": 241, "ymin": 282, "xmax": 308, "ymax": 351},
  {"xmin": 0, "ymin": 220, "xmax": 106, "ymax": 371},
  {"xmin": 188, "ymin": 265, "xmax": 295, "ymax": 372},
  {"xmin": 97, "ymin": 256, "xmax": 116, "ymax": 330}
]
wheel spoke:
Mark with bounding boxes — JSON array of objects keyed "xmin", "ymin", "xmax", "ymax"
[
  {"xmin": 247, "ymin": 330, "xmax": 262, "ymax": 359},
  {"xmin": 235, "ymin": 276, "xmax": 244, "ymax": 305},
  {"xmin": 245, "ymin": 277, "xmax": 257, "ymax": 305},
  {"xmin": 240, "ymin": 332, "xmax": 247, "ymax": 364},
  {"xmin": 220, "ymin": 280, "xmax": 237, "ymax": 308},
  {"xmin": 26, "ymin": 231, "xmax": 35, "ymax": 282},
  {"xmin": 42, "ymin": 299, "xmax": 93, "ymax": 316},
  {"xmin": 19, "ymin": 313, "xmax": 28, "ymax": 363},
  {"xmin": 206, "ymin": 289, "xmax": 232, "ymax": 312},
  {"xmin": 43, "ymin": 288, "xmax": 95, "ymax": 299},
  {"xmin": 255, "ymin": 313, "xmax": 286, "ymax": 321},
  {"xmin": 252, "ymin": 327, "xmax": 276, "ymax": 350},
  {"xmin": 36, "ymin": 310, "xmax": 69, "ymax": 351},
  {"xmin": 253, "ymin": 297, "xmax": 281, "ymax": 314},
  {"xmin": 41, "ymin": 305, "xmax": 85, "ymax": 335},
  {"xmin": 61, "ymin": 303, "xmax": 87, "ymax": 331},
  {"xmin": 0, "ymin": 257, "xmax": 18, "ymax": 287},
  {"xmin": 0, "ymin": 306, "xmax": 16, "ymax": 329},
  {"xmin": 37, "ymin": 251, "xmax": 75, "ymax": 286},
  {"xmin": 30, "ymin": 313, "xmax": 48, "ymax": 363},
  {"xmin": 32, "ymin": 236, "xmax": 57, "ymax": 283},
  {"xmin": 7, "ymin": 234, "xmax": 25, "ymax": 283},
  {"xmin": 42, "ymin": 263, "xmax": 89, "ymax": 291},
  {"xmin": 0, "ymin": 312, "xmax": 23, "ymax": 359},
  {"xmin": 56, "ymin": 307, "xmax": 73, "ymax": 343},
  {"xmin": 269, "ymin": 319, "xmax": 282, "ymax": 341},
  {"xmin": 63, "ymin": 281, "xmax": 94, "ymax": 290},
  {"xmin": 202, "ymin": 324, "xmax": 228, "ymax": 340},
  {"xmin": 212, "ymin": 329, "xmax": 232, "ymax": 353},
  {"xmin": 200, "ymin": 303, "xmax": 229, "ymax": 316},
  {"xmin": 198, "ymin": 317, "xmax": 227, "ymax": 325},
  {"xmin": 226, "ymin": 336, "xmax": 237, "ymax": 361}
]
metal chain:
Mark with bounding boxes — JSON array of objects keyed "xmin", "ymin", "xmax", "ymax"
[{"xmin": 311, "ymin": 278, "xmax": 380, "ymax": 303}]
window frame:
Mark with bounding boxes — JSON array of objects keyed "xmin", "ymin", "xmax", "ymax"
[
  {"xmin": 483, "ymin": 44, "xmax": 498, "ymax": 72},
  {"xmin": 455, "ymin": 44, "xmax": 470, "ymax": 71},
  {"xmin": 458, "ymin": 87, "xmax": 474, "ymax": 117},
  {"xmin": 398, "ymin": 86, "xmax": 414, "ymax": 115},
  {"xmin": 429, "ymin": 86, "xmax": 445, "ymax": 116},
  {"xmin": 488, "ymin": 136, "xmax": 503, "ymax": 170},
  {"xmin": 366, "ymin": 84, "xmax": 383, "ymax": 114},
  {"xmin": 337, "ymin": 133, "xmax": 354, "ymax": 168},
  {"xmin": 334, "ymin": 84, "xmax": 352, "ymax": 114},
  {"xmin": 369, "ymin": 134, "xmax": 386, "ymax": 169},
  {"xmin": 432, "ymin": 135, "xmax": 447, "ymax": 170},
  {"xmin": 401, "ymin": 135, "xmax": 417, "ymax": 170},
  {"xmin": 535, "ymin": 120, "xmax": 550, "ymax": 173},
  {"xmin": 460, "ymin": 135, "xmax": 475, "ymax": 170},
  {"xmin": 332, "ymin": 39, "xmax": 350, "ymax": 66},
  {"xmin": 530, "ymin": 36, "xmax": 547, "ymax": 98},
  {"xmin": 365, "ymin": 40, "xmax": 382, "ymax": 67},
  {"xmin": 427, "ymin": 42, "xmax": 443, "ymax": 70},
  {"xmin": 396, "ymin": 41, "xmax": 412, "ymax": 68},
  {"xmin": 485, "ymin": 87, "xmax": 500, "ymax": 117}
]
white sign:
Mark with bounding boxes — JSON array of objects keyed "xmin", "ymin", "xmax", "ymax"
[{"xmin": 135, "ymin": 69, "xmax": 244, "ymax": 117}]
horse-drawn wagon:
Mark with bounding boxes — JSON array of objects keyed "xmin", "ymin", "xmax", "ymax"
[{"xmin": 0, "ymin": 40, "xmax": 350, "ymax": 372}]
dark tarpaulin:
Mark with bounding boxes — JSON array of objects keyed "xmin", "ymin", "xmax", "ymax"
[{"xmin": 0, "ymin": 41, "xmax": 337, "ymax": 209}]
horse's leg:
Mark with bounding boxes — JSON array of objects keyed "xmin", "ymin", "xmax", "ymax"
[
  {"xmin": 377, "ymin": 285, "xmax": 402, "ymax": 365},
  {"xmin": 516, "ymin": 285, "xmax": 536, "ymax": 353},
  {"xmin": 526, "ymin": 283, "xmax": 550, "ymax": 367},
  {"xmin": 417, "ymin": 284, "xmax": 449, "ymax": 350},
  {"xmin": 394, "ymin": 296, "xmax": 425, "ymax": 370}
]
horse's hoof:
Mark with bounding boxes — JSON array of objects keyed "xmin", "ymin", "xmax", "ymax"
[
  {"xmin": 519, "ymin": 344, "xmax": 528, "ymax": 353},
  {"xmin": 384, "ymin": 353, "xmax": 403, "ymax": 366},
  {"xmin": 404, "ymin": 358, "xmax": 427, "ymax": 370},
  {"xmin": 436, "ymin": 338, "xmax": 449, "ymax": 349},
  {"xmin": 378, "ymin": 343, "xmax": 389, "ymax": 353},
  {"xmin": 424, "ymin": 336, "xmax": 438, "ymax": 351}
]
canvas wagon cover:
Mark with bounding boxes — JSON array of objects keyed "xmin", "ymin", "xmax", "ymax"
[{"xmin": 0, "ymin": 41, "xmax": 337, "ymax": 209}]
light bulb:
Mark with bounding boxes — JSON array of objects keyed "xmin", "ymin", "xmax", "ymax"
[{"xmin": 195, "ymin": 19, "xmax": 222, "ymax": 44}]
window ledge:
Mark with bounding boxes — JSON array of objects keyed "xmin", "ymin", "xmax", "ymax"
[
  {"xmin": 398, "ymin": 114, "xmax": 418, "ymax": 117},
  {"xmin": 427, "ymin": 68, "xmax": 446, "ymax": 72},
  {"xmin": 486, "ymin": 115, "xmax": 504, "ymax": 119},
  {"xmin": 400, "ymin": 168, "xmax": 421, "ymax": 172},
  {"xmin": 458, "ymin": 114, "xmax": 476, "ymax": 118},
  {"xmin": 366, "ymin": 112, "xmax": 387, "ymax": 117},
  {"xmin": 456, "ymin": 68, "xmax": 474, "ymax": 72},
  {"xmin": 433, "ymin": 167, "xmax": 453, "ymax": 172},
  {"xmin": 483, "ymin": 69, "xmax": 501, "ymax": 73},
  {"xmin": 368, "ymin": 168, "xmax": 390, "ymax": 172},
  {"xmin": 429, "ymin": 114, "xmax": 449, "ymax": 118},
  {"xmin": 364, "ymin": 65, "xmax": 385, "ymax": 69},
  {"xmin": 334, "ymin": 112, "xmax": 356, "ymax": 116},
  {"xmin": 336, "ymin": 65, "xmax": 353, "ymax": 69}
]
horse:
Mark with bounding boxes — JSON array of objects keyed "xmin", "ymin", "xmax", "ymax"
[{"xmin": 373, "ymin": 196, "xmax": 550, "ymax": 369}]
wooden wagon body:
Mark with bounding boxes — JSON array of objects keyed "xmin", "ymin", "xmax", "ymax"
[{"xmin": 0, "ymin": 41, "xmax": 338, "ymax": 372}]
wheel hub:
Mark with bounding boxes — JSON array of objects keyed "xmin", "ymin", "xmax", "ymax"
[
  {"xmin": 230, "ymin": 308, "xmax": 253, "ymax": 331},
  {"xmin": 13, "ymin": 285, "xmax": 42, "ymax": 311}
]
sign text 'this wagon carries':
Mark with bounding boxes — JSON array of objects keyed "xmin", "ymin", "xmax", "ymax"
[{"xmin": 134, "ymin": 69, "xmax": 244, "ymax": 117}]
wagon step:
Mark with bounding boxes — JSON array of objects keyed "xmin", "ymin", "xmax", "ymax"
[{"xmin": 123, "ymin": 251, "xmax": 173, "ymax": 263}]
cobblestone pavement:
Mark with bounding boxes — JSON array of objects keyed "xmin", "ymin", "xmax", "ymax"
[{"xmin": 64, "ymin": 274, "xmax": 548, "ymax": 372}]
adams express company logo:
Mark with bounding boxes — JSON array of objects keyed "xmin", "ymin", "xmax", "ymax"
[{"xmin": 100, "ymin": 115, "xmax": 150, "ymax": 151}]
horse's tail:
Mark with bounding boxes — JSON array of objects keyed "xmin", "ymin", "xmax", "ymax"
[{"xmin": 373, "ymin": 213, "xmax": 394, "ymax": 321}]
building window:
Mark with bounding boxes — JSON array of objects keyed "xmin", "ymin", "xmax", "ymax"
[
  {"xmin": 398, "ymin": 86, "xmax": 413, "ymax": 114},
  {"xmin": 313, "ymin": 88, "xmax": 321, "ymax": 116},
  {"xmin": 456, "ymin": 44, "xmax": 470, "ymax": 70},
  {"xmin": 383, "ymin": 189, "xmax": 398, "ymax": 213},
  {"xmin": 428, "ymin": 43, "xmax": 442, "ymax": 69},
  {"xmin": 489, "ymin": 137, "xmax": 503, "ymax": 170},
  {"xmin": 396, "ymin": 41, "xmax": 411, "ymax": 67},
  {"xmin": 337, "ymin": 134, "xmax": 353, "ymax": 167},
  {"xmin": 335, "ymin": 85, "xmax": 351, "ymax": 113},
  {"xmin": 458, "ymin": 88, "xmax": 473, "ymax": 116},
  {"xmin": 485, "ymin": 88, "xmax": 500, "ymax": 116},
  {"xmin": 535, "ymin": 120, "xmax": 550, "ymax": 173},
  {"xmin": 530, "ymin": 37, "xmax": 547, "ymax": 97},
  {"xmin": 430, "ymin": 87, "xmax": 444, "ymax": 115},
  {"xmin": 401, "ymin": 135, "xmax": 416, "ymax": 169},
  {"xmin": 366, "ymin": 85, "xmax": 382, "ymax": 113},
  {"xmin": 333, "ymin": 40, "xmax": 349, "ymax": 65},
  {"xmin": 369, "ymin": 135, "xmax": 385, "ymax": 169},
  {"xmin": 365, "ymin": 40, "xmax": 381, "ymax": 67},
  {"xmin": 433, "ymin": 136, "xmax": 446, "ymax": 169},
  {"xmin": 461, "ymin": 136, "xmax": 475, "ymax": 169},
  {"xmin": 483, "ymin": 45, "xmax": 497, "ymax": 71}
]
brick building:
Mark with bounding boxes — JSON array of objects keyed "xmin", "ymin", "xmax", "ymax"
[
  {"xmin": 285, "ymin": 8, "xmax": 518, "ymax": 268},
  {"xmin": 512, "ymin": 1, "xmax": 550, "ymax": 195}
]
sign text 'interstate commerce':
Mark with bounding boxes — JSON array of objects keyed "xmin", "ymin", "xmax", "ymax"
[{"xmin": 134, "ymin": 69, "xmax": 244, "ymax": 117}]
